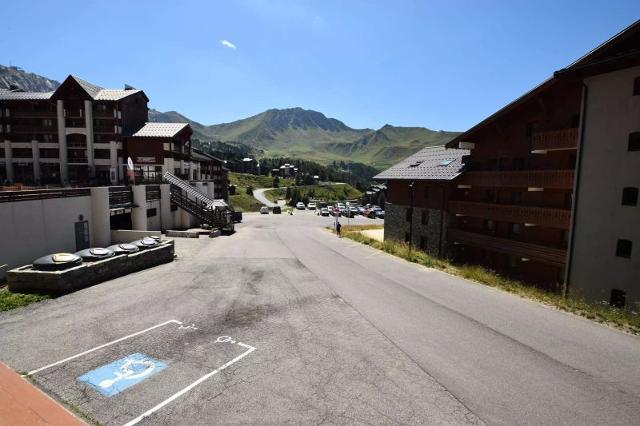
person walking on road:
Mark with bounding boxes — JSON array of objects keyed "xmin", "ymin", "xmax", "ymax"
[{"xmin": 336, "ymin": 221, "xmax": 342, "ymax": 238}]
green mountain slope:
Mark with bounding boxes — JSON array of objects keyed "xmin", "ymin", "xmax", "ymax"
[
  {"xmin": 1, "ymin": 64, "xmax": 460, "ymax": 169},
  {"xmin": 166, "ymin": 107, "xmax": 460, "ymax": 169}
]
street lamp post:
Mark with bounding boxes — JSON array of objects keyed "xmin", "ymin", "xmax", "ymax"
[{"xmin": 408, "ymin": 181, "xmax": 415, "ymax": 257}]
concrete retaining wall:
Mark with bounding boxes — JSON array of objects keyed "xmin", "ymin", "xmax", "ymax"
[
  {"xmin": 110, "ymin": 229, "xmax": 162, "ymax": 244},
  {"xmin": 7, "ymin": 240, "xmax": 175, "ymax": 294}
]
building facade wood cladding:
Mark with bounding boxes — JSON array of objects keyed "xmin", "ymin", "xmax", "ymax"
[
  {"xmin": 448, "ymin": 200, "xmax": 571, "ymax": 229},
  {"xmin": 531, "ymin": 128, "xmax": 578, "ymax": 151},
  {"xmin": 448, "ymin": 228, "xmax": 567, "ymax": 267},
  {"xmin": 457, "ymin": 169, "xmax": 575, "ymax": 189}
]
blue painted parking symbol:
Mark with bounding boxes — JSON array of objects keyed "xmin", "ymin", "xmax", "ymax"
[{"xmin": 78, "ymin": 353, "xmax": 167, "ymax": 397}]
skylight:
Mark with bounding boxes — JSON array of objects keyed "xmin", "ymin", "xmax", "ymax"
[{"xmin": 438, "ymin": 159, "xmax": 455, "ymax": 166}]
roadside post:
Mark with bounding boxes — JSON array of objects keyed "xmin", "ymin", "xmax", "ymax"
[{"xmin": 346, "ymin": 201, "xmax": 350, "ymax": 228}]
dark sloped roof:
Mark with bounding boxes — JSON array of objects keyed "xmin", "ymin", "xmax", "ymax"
[
  {"xmin": 130, "ymin": 122, "xmax": 190, "ymax": 138},
  {"xmin": 374, "ymin": 145, "xmax": 468, "ymax": 181},
  {"xmin": 446, "ymin": 20, "xmax": 640, "ymax": 148},
  {"xmin": 70, "ymin": 75, "xmax": 103, "ymax": 98}
]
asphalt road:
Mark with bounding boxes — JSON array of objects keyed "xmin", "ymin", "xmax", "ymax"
[
  {"xmin": 252, "ymin": 187, "xmax": 283, "ymax": 208},
  {"xmin": 1, "ymin": 211, "xmax": 639, "ymax": 425}
]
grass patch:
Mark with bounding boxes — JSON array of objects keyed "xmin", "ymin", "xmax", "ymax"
[
  {"xmin": 335, "ymin": 229, "xmax": 640, "ymax": 334},
  {"xmin": 267, "ymin": 183, "xmax": 363, "ymax": 204},
  {"xmin": 229, "ymin": 172, "xmax": 294, "ymax": 189},
  {"xmin": 0, "ymin": 287, "xmax": 49, "ymax": 311},
  {"xmin": 264, "ymin": 187, "xmax": 287, "ymax": 202},
  {"xmin": 228, "ymin": 172, "xmax": 295, "ymax": 212},
  {"xmin": 229, "ymin": 192, "xmax": 263, "ymax": 212}
]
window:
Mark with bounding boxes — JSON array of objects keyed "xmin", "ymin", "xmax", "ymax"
[
  {"xmin": 405, "ymin": 208, "xmax": 413, "ymax": 222},
  {"xmin": 616, "ymin": 239, "xmax": 632, "ymax": 258},
  {"xmin": 484, "ymin": 189, "xmax": 497, "ymax": 203},
  {"xmin": 511, "ymin": 191, "xmax": 522, "ymax": 205},
  {"xmin": 438, "ymin": 159, "xmax": 455, "ymax": 166},
  {"xmin": 513, "ymin": 158, "xmax": 525, "ymax": 170},
  {"xmin": 421, "ymin": 210, "xmax": 429, "ymax": 225},
  {"xmin": 633, "ymin": 77, "xmax": 640, "ymax": 96},
  {"xmin": 628, "ymin": 132, "xmax": 640, "ymax": 151},
  {"xmin": 42, "ymin": 119, "xmax": 53, "ymax": 128},
  {"xmin": 622, "ymin": 187, "xmax": 638, "ymax": 206},
  {"xmin": 146, "ymin": 208, "xmax": 157, "ymax": 218},
  {"xmin": 484, "ymin": 220, "xmax": 495, "ymax": 233},
  {"xmin": 610, "ymin": 289, "xmax": 626, "ymax": 309},
  {"xmin": 510, "ymin": 223, "xmax": 521, "ymax": 235},
  {"xmin": 170, "ymin": 203, "xmax": 178, "ymax": 212}
]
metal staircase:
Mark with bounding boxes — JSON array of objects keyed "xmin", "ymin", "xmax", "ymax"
[{"xmin": 163, "ymin": 171, "xmax": 234, "ymax": 232}]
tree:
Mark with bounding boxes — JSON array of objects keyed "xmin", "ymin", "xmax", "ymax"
[
  {"xmin": 273, "ymin": 176, "xmax": 280, "ymax": 188},
  {"xmin": 246, "ymin": 185, "xmax": 254, "ymax": 195}
]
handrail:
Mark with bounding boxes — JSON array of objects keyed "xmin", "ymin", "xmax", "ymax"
[{"xmin": 163, "ymin": 171, "xmax": 215, "ymax": 206}]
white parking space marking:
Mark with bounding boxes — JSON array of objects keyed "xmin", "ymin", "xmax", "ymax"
[
  {"xmin": 123, "ymin": 338, "xmax": 256, "ymax": 426},
  {"xmin": 26, "ymin": 321, "xmax": 257, "ymax": 426},
  {"xmin": 26, "ymin": 320, "xmax": 183, "ymax": 376}
]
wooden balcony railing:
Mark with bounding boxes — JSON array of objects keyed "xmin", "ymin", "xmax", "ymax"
[
  {"xmin": 448, "ymin": 200, "xmax": 571, "ymax": 229},
  {"xmin": 9, "ymin": 111, "xmax": 56, "ymax": 118},
  {"xmin": 531, "ymin": 128, "xmax": 578, "ymax": 151},
  {"xmin": 448, "ymin": 228, "xmax": 567, "ymax": 267},
  {"xmin": 457, "ymin": 169, "xmax": 574, "ymax": 189}
]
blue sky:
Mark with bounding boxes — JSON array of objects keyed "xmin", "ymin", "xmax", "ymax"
[{"xmin": 2, "ymin": 1, "xmax": 638, "ymax": 130}]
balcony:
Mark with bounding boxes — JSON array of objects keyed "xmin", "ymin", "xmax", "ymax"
[
  {"xmin": 457, "ymin": 169, "xmax": 574, "ymax": 190},
  {"xmin": 448, "ymin": 228, "xmax": 567, "ymax": 267},
  {"xmin": 448, "ymin": 200, "xmax": 571, "ymax": 229},
  {"xmin": 531, "ymin": 128, "xmax": 578, "ymax": 152},
  {"xmin": 10, "ymin": 111, "xmax": 56, "ymax": 118},
  {"xmin": 94, "ymin": 109, "xmax": 115, "ymax": 118}
]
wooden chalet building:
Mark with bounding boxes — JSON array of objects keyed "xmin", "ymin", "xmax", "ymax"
[
  {"xmin": 379, "ymin": 20, "xmax": 640, "ymax": 304},
  {"xmin": 0, "ymin": 75, "xmax": 229, "ymax": 200}
]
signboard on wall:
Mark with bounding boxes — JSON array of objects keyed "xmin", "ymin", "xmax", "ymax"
[{"xmin": 136, "ymin": 157, "xmax": 157, "ymax": 164}]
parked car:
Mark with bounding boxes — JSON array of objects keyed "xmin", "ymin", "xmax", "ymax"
[
  {"xmin": 272, "ymin": 206, "xmax": 282, "ymax": 214},
  {"xmin": 357, "ymin": 206, "xmax": 367, "ymax": 215},
  {"xmin": 307, "ymin": 202, "xmax": 317, "ymax": 210},
  {"xmin": 346, "ymin": 207, "xmax": 359, "ymax": 217},
  {"xmin": 296, "ymin": 202, "xmax": 306, "ymax": 210},
  {"xmin": 260, "ymin": 206, "xmax": 269, "ymax": 214},
  {"xmin": 375, "ymin": 210, "xmax": 385, "ymax": 219},
  {"xmin": 331, "ymin": 207, "xmax": 341, "ymax": 217},
  {"xmin": 320, "ymin": 207, "xmax": 330, "ymax": 216},
  {"xmin": 231, "ymin": 211, "xmax": 243, "ymax": 223}
]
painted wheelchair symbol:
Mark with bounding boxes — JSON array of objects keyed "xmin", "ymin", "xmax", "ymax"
[
  {"xmin": 216, "ymin": 336, "xmax": 236, "ymax": 344},
  {"xmin": 98, "ymin": 357, "xmax": 156, "ymax": 389}
]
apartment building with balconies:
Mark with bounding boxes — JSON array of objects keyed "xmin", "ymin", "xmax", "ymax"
[
  {"xmin": 378, "ymin": 20, "xmax": 640, "ymax": 303},
  {"xmin": 0, "ymin": 75, "xmax": 148, "ymax": 185},
  {"xmin": 445, "ymin": 77, "xmax": 582, "ymax": 289}
]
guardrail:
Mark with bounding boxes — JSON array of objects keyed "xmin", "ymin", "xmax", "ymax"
[{"xmin": 0, "ymin": 188, "xmax": 91, "ymax": 203}]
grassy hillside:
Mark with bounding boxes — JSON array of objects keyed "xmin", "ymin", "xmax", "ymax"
[
  {"xmin": 228, "ymin": 172, "xmax": 295, "ymax": 212},
  {"xmin": 265, "ymin": 184, "xmax": 362, "ymax": 204},
  {"xmin": 229, "ymin": 172, "xmax": 294, "ymax": 189},
  {"xmin": 153, "ymin": 107, "xmax": 460, "ymax": 168}
]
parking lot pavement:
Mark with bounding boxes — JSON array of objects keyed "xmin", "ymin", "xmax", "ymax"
[
  {"xmin": 0, "ymin": 212, "xmax": 476, "ymax": 425},
  {"xmin": 3, "ymin": 210, "xmax": 638, "ymax": 425}
]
